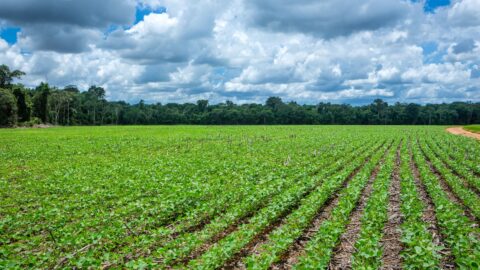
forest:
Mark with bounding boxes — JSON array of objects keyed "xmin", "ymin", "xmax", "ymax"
[{"xmin": 1, "ymin": 64, "xmax": 479, "ymax": 127}]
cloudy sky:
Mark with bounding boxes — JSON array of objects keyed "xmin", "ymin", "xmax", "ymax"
[{"xmin": 0, "ymin": 0, "xmax": 479, "ymax": 104}]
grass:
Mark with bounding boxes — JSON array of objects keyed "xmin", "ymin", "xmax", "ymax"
[{"xmin": 464, "ymin": 125, "xmax": 480, "ymax": 133}]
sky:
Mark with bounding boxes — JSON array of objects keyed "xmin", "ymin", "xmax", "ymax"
[{"xmin": 0, "ymin": 0, "xmax": 479, "ymax": 105}]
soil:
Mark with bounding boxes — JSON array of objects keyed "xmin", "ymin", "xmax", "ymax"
[
  {"xmin": 446, "ymin": 127, "xmax": 480, "ymax": 140},
  {"xmin": 380, "ymin": 146, "xmax": 403, "ymax": 270},
  {"xmin": 409, "ymin": 147, "xmax": 455, "ymax": 269}
]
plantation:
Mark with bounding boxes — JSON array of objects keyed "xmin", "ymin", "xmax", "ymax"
[{"xmin": 1, "ymin": 126, "xmax": 479, "ymax": 269}]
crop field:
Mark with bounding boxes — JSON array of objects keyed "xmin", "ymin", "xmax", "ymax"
[
  {"xmin": 464, "ymin": 125, "xmax": 480, "ymax": 133},
  {"xmin": 1, "ymin": 126, "xmax": 479, "ymax": 269}
]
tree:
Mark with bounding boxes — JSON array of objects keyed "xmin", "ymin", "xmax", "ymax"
[
  {"xmin": 405, "ymin": 103, "xmax": 420, "ymax": 124},
  {"xmin": 85, "ymin": 86, "xmax": 106, "ymax": 125},
  {"xmin": 0, "ymin": 64, "xmax": 25, "ymax": 88},
  {"xmin": 49, "ymin": 88, "xmax": 73, "ymax": 125},
  {"xmin": 371, "ymin": 99, "xmax": 388, "ymax": 124},
  {"xmin": 12, "ymin": 85, "xmax": 32, "ymax": 122},
  {"xmin": 197, "ymin": 100, "xmax": 209, "ymax": 113},
  {"xmin": 265, "ymin": 97, "xmax": 284, "ymax": 110},
  {"xmin": 0, "ymin": 88, "xmax": 18, "ymax": 127},
  {"xmin": 32, "ymin": 83, "xmax": 50, "ymax": 123}
]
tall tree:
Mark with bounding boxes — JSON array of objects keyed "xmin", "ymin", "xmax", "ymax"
[
  {"xmin": 12, "ymin": 85, "xmax": 32, "ymax": 122},
  {"xmin": 32, "ymin": 83, "xmax": 50, "ymax": 123},
  {"xmin": 0, "ymin": 64, "xmax": 25, "ymax": 88},
  {"xmin": 82, "ymin": 86, "xmax": 106, "ymax": 125}
]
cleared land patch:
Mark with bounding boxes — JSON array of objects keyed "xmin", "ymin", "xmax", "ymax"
[{"xmin": 1, "ymin": 126, "xmax": 479, "ymax": 269}]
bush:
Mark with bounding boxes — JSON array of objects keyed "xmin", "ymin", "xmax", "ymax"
[{"xmin": 18, "ymin": 117, "xmax": 42, "ymax": 127}]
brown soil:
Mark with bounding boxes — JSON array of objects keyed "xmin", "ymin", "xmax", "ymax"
[
  {"xmin": 409, "ymin": 146, "xmax": 455, "ymax": 269},
  {"xmin": 446, "ymin": 127, "xmax": 480, "ymax": 140},
  {"xmin": 327, "ymin": 165, "xmax": 380, "ymax": 270},
  {"xmin": 324, "ymin": 144, "xmax": 392, "ymax": 270},
  {"xmin": 380, "ymin": 145, "xmax": 403, "ymax": 270}
]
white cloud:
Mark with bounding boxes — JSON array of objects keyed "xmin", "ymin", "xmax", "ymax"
[
  {"xmin": 448, "ymin": 0, "xmax": 480, "ymax": 27},
  {"xmin": 126, "ymin": 13, "xmax": 177, "ymax": 36},
  {"xmin": 0, "ymin": 0, "xmax": 479, "ymax": 104}
]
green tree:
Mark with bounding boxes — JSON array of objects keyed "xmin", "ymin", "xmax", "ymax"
[
  {"xmin": 85, "ymin": 85, "xmax": 106, "ymax": 125},
  {"xmin": 12, "ymin": 85, "xmax": 32, "ymax": 122},
  {"xmin": 197, "ymin": 100, "xmax": 209, "ymax": 113},
  {"xmin": 32, "ymin": 83, "xmax": 50, "ymax": 123},
  {"xmin": 0, "ymin": 64, "xmax": 25, "ymax": 88},
  {"xmin": 265, "ymin": 97, "xmax": 284, "ymax": 111},
  {"xmin": 0, "ymin": 88, "xmax": 18, "ymax": 127}
]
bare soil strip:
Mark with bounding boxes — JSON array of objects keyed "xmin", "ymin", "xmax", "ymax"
[
  {"xmin": 327, "ymin": 167, "xmax": 380, "ymax": 269},
  {"xmin": 409, "ymin": 146, "xmax": 455, "ymax": 269},
  {"xmin": 446, "ymin": 127, "xmax": 480, "ymax": 140},
  {"xmin": 379, "ymin": 146, "xmax": 403, "ymax": 270},
  {"xmin": 418, "ymin": 143, "xmax": 478, "ymax": 224},
  {"xmin": 310, "ymin": 145, "xmax": 391, "ymax": 270},
  {"xmin": 223, "ymin": 143, "xmax": 390, "ymax": 270}
]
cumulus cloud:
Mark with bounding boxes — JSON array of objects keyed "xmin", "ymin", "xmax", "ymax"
[
  {"xmin": 0, "ymin": 0, "xmax": 135, "ymax": 28},
  {"xmin": 244, "ymin": 0, "xmax": 411, "ymax": 38},
  {"xmin": 0, "ymin": 0, "xmax": 479, "ymax": 104},
  {"xmin": 447, "ymin": 0, "xmax": 480, "ymax": 27},
  {"xmin": 0, "ymin": 0, "xmax": 135, "ymax": 53}
]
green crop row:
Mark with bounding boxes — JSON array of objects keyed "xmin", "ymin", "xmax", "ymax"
[
  {"xmin": 182, "ymin": 141, "xmax": 388, "ymax": 269},
  {"xmin": 412, "ymin": 140, "xmax": 480, "ymax": 268},
  {"xmin": 121, "ymin": 137, "xmax": 377, "ymax": 267},
  {"xmin": 351, "ymin": 141, "xmax": 398, "ymax": 269},
  {"xmin": 238, "ymin": 143, "xmax": 387, "ymax": 269},
  {"xmin": 0, "ymin": 127, "xmax": 362, "ymax": 268},
  {"xmin": 438, "ymin": 133, "xmax": 480, "ymax": 174},
  {"xmin": 398, "ymin": 140, "xmax": 441, "ymax": 269},
  {"xmin": 98, "ymin": 136, "xmax": 361, "ymax": 265},
  {"xmin": 290, "ymin": 141, "xmax": 394, "ymax": 269},
  {"xmin": 418, "ymin": 138, "xmax": 480, "ymax": 219},
  {"xmin": 425, "ymin": 136, "xmax": 480, "ymax": 192},
  {"xmin": 1, "ymin": 126, "xmax": 479, "ymax": 269}
]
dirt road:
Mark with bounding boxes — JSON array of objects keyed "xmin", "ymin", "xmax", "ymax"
[{"xmin": 446, "ymin": 127, "xmax": 480, "ymax": 140}]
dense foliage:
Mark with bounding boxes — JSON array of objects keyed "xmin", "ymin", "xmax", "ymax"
[
  {"xmin": 1, "ymin": 126, "xmax": 479, "ymax": 269},
  {"xmin": 1, "ymin": 64, "xmax": 479, "ymax": 127}
]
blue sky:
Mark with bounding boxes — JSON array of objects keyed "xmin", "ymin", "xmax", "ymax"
[
  {"xmin": 0, "ymin": 27, "xmax": 20, "ymax": 45},
  {"xmin": 424, "ymin": 0, "xmax": 451, "ymax": 11},
  {"xmin": 0, "ymin": 0, "xmax": 479, "ymax": 104}
]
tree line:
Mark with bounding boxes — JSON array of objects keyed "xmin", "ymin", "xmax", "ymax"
[{"xmin": 0, "ymin": 64, "xmax": 479, "ymax": 127}]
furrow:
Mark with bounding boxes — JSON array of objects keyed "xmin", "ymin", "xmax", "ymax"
[
  {"xmin": 327, "ymin": 155, "xmax": 384, "ymax": 269},
  {"xmin": 184, "ymin": 142, "xmax": 389, "ymax": 269},
  {"xmin": 409, "ymin": 143, "xmax": 454, "ymax": 269},
  {"xmin": 289, "ymin": 141, "xmax": 395, "ymax": 269},
  {"xmin": 379, "ymin": 143, "xmax": 403, "ymax": 270},
  {"xmin": 237, "ymin": 142, "xmax": 388, "ymax": 270},
  {"xmin": 417, "ymin": 140, "xmax": 479, "ymax": 223}
]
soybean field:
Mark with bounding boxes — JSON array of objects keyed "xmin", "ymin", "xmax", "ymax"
[{"xmin": 1, "ymin": 126, "xmax": 479, "ymax": 269}]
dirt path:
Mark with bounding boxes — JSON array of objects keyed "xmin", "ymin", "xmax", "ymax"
[{"xmin": 446, "ymin": 127, "xmax": 480, "ymax": 140}]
